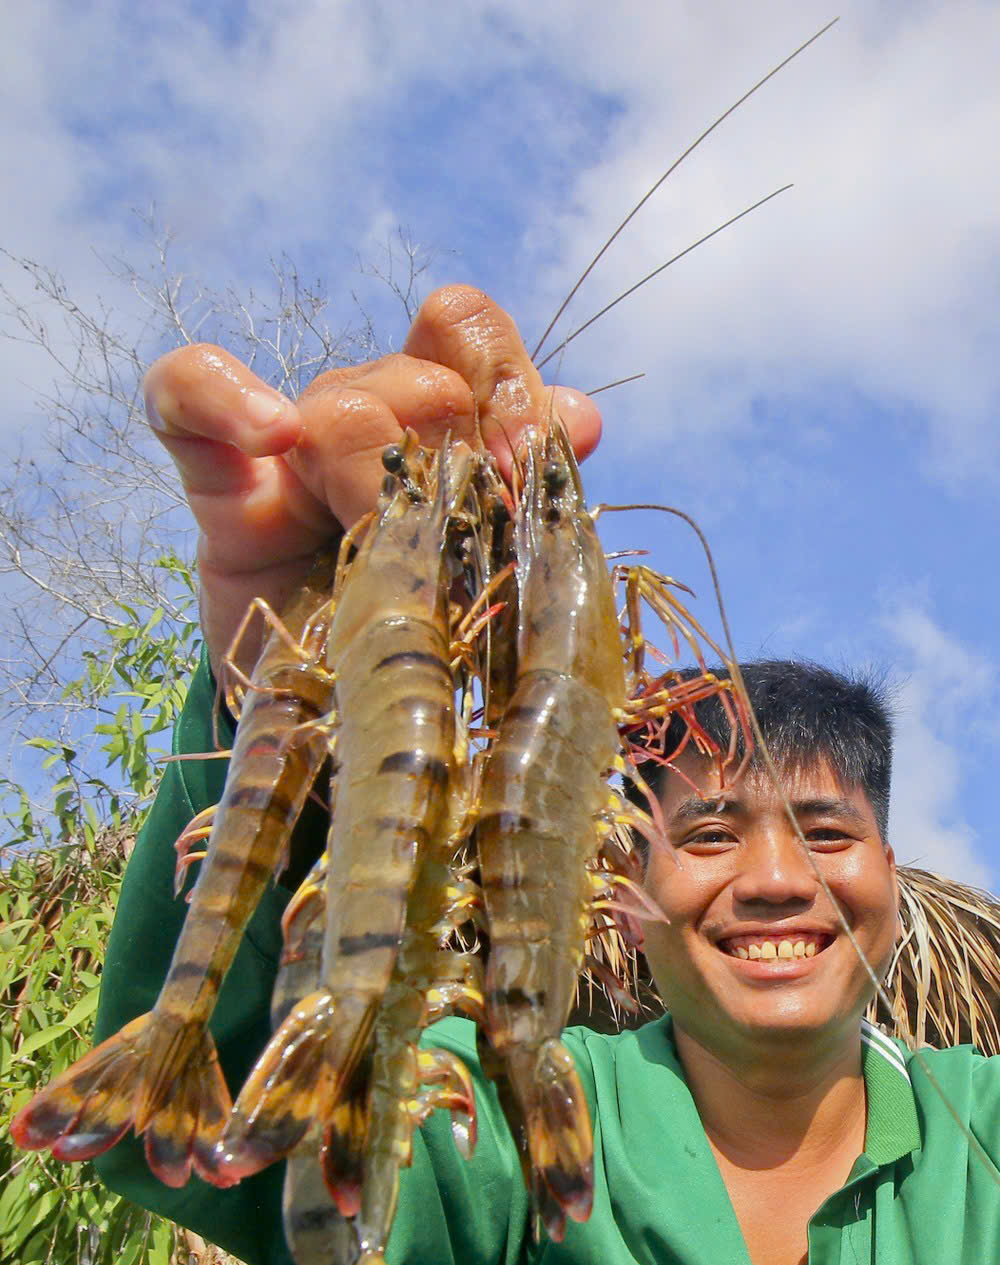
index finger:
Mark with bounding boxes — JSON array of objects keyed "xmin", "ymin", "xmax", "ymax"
[{"xmin": 402, "ymin": 286, "xmax": 602, "ymax": 480}]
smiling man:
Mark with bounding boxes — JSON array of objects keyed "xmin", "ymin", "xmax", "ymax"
[
  {"xmin": 631, "ymin": 661, "xmax": 906, "ymax": 1264},
  {"xmin": 81, "ymin": 287, "xmax": 1000, "ymax": 1264}
]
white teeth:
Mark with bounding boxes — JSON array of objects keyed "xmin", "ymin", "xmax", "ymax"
[{"xmin": 731, "ymin": 938, "xmax": 821, "ymax": 960}]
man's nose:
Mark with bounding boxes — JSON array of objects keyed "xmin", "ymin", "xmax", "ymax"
[{"xmin": 730, "ymin": 830, "xmax": 819, "ymax": 907}]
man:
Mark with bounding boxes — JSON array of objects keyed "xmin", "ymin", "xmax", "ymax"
[{"xmin": 93, "ymin": 287, "xmax": 1000, "ymax": 1263}]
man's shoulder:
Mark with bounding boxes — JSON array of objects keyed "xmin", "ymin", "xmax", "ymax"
[
  {"xmin": 421, "ymin": 1014, "xmax": 670, "ymax": 1062},
  {"xmin": 898, "ymin": 1034, "xmax": 1000, "ymax": 1087},
  {"xmin": 889, "ymin": 1032, "xmax": 1000, "ymax": 1160}
]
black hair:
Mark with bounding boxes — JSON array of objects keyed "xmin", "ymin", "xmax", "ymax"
[{"xmin": 627, "ymin": 659, "xmax": 893, "ymax": 842}]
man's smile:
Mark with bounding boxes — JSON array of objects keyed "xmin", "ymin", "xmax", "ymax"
[{"xmin": 716, "ymin": 930, "xmax": 836, "ymax": 960}]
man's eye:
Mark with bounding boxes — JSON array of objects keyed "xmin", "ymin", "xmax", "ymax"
[
  {"xmin": 682, "ymin": 828, "xmax": 734, "ymax": 848},
  {"xmin": 804, "ymin": 827, "xmax": 851, "ymax": 849}
]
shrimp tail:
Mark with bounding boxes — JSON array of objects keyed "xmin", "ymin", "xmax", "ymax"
[
  {"xmin": 509, "ymin": 1039, "xmax": 594, "ymax": 1242},
  {"xmin": 11, "ymin": 1011, "xmax": 233, "ymax": 1188},
  {"xmin": 215, "ymin": 989, "xmax": 375, "ymax": 1183},
  {"xmin": 320, "ymin": 1050, "xmax": 372, "ymax": 1216},
  {"xmin": 11, "ymin": 1013, "xmax": 148, "ymax": 1161}
]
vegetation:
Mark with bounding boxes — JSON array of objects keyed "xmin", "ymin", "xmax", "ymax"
[{"xmin": 0, "ymin": 561, "xmax": 242, "ymax": 1263}]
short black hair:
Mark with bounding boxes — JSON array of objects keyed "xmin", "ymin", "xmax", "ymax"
[{"xmin": 627, "ymin": 659, "xmax": 893, "ymax": 842}]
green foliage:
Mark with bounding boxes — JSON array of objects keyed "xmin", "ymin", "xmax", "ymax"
[
  {"xmin": 0, "ymin": 835, "xmax": 184, "ymax": 1264},
  {"xmin": 3, "ymin": 551, "xmax": 200, "ymax": 854},
  {"xmin": 1, "ymin": 550, "xmax": 241, "ymax": 1263}
]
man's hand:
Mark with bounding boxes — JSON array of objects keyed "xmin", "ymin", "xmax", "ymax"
[{"xmin": 143, "ymin": 285, "xmax": 602, "ymax": 675}]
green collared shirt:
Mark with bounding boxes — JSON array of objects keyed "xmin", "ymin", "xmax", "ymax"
[{"xmin": 94, "ymin": 655, "xmax": 1000, "ymax": 1263}]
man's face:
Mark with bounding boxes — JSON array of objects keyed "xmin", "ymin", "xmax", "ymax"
[{"xmin": 639, "ymin": 753, "xmax": 899, "ymax": 1064}]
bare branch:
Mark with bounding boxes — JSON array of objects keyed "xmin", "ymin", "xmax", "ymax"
[{"xmin": 0, "ymin": 214, "xmax": 389, "ymax": 808}]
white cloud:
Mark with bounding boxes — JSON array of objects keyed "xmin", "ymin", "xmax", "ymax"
[
  {"xmin": 4, "ymin": 0, "xmax": 997, "ymax": 479},
  {"xmin": 516, "ymin": 2, "xmax": 1000, "ymax": 482},
  {"xmin": 879, "ymin": 600, "xmax": 997, "ymax": 891}
]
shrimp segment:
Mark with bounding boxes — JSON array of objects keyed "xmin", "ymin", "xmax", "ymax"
[
  {"xmin": 268, "ymin": 818, "xmax": 484, "ymax": 1265},
  {"xmin": 11, "ymin": 549, "xmax": 339, "ymax": 1187},
  {"xmin": 352, "ymin": 817, "xmax": 484, "ymax": 1265}
]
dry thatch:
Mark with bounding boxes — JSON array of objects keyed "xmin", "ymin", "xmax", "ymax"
[{"xmin": 871, "ymin": 865, "xmax": 1000, "ymax": 1055}]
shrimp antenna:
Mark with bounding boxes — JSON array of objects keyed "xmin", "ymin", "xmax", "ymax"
[
  {"xmin": 536, "ymin": 185, "xmax": 791, "ymax": 371},
  {"xmin": 586, "ymin": 372, "xmax": 645, "ymax": 397},
  {"xmin": 530, "ymin": 17, "xmax": 840, "ymax": 363}
]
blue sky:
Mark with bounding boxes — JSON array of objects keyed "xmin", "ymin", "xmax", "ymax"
[{"xmin": 2, "ymin": 0, "xmax": 998, "ymax": 890}]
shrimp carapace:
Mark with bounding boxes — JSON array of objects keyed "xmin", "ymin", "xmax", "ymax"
[{"xmin": 476, "ymin": 417, "xmax": 624, "ymax": 1238}]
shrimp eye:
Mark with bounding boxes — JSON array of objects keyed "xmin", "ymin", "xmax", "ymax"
[
  {"xmin": 382, "ymin": 445, "xmax": 406, "ymax": 474},
  {"xmin": 543, "ymin": 461, "xmax": 568, "ymax": 493}
]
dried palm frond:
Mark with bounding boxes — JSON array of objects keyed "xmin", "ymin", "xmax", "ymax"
[{"xmin": 870, "ymin": 865, "xmax": 1000, "ymax": 1055}]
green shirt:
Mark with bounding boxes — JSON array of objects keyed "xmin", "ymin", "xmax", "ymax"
[{"xmin": 94, "ymin": 656, "xmax": 1000, "ymax": 1263}]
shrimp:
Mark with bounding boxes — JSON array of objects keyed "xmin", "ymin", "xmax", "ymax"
[
  {"xmin": 266, "ymin": 845, "xmax": 367, "ymax": 1265},
  {"xmin": 474, "ymin": 417, "xmax": 626, "ymax": 1240},
  {"xmin": 11, "ymin": 546, "xmax": 340, "ymax": 1186},
  {"xmin": 213, "ymin": 432, "xmax": 477, "ymax": 1183},
  {"xmin": 351, "ymin": 763, "xmax": 484, "ymax": 1265},
  {"xmin": 474, "ymin": 416, "xmax": 749, "ymax": 1240}
]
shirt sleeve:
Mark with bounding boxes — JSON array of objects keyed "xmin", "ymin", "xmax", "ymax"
[{"xmin": 91, "ymin": 651, "xmax": 529, "ymax": 1265}]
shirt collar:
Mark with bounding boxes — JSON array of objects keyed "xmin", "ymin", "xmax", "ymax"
[
  {"xmin": 649, "ymin": 1014, "xmax": 921, "ymax": 1166},
  {"xmin": 859, "ymin": 1017, "xmax": 921, "ymax": 1164}
]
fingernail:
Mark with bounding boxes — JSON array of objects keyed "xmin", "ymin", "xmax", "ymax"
[
  {"xmin": 145, "ymin": 385, "xmax": 173, "ymax": 433},
  {"xmin": 245, "ymin": 388, "xmax": 298, "ymax": 429}
]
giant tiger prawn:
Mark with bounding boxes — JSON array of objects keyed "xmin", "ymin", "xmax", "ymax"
[{"xmin": 17, "ymin": 18, "xmax": 997, "ymax": 1265}]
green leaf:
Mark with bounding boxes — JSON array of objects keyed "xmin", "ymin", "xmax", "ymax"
[
  {"xmin": 0, "ymin": 1166, "xmax": 30, "ymax": 1231},
  {"xmin": 63, "ymin": 987, "xmax": 99, "ymax": 1028},
  {"xmin": 15, "ymin": 1022, "xmax": 70, "ymax": 1058},
  {"xmin": 116, "ymin": 1235, "xmax": 146, "ymax": 1265},
  {"xmin": 5, "ymin": 1186, "xmax": 61, "ymax": 1253},
  {"xmin": 146, "ymin": 1215, "xmax": 174, "ymax": 1265}
]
